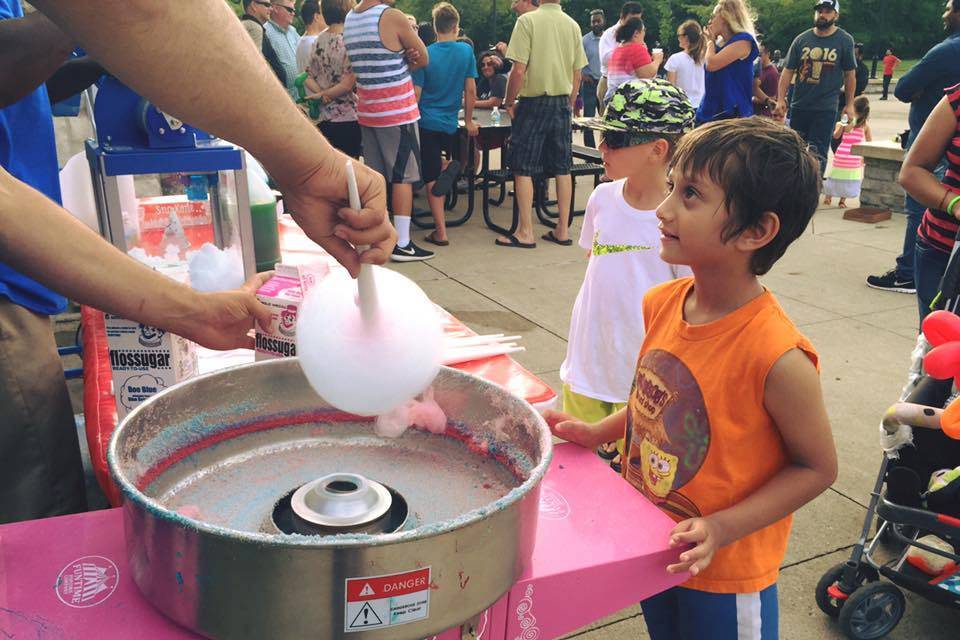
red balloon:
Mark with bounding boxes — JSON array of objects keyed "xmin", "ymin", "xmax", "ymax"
[
  {"xmin": 922, "ymin": 310, "xmax": 960, "ymax": 347},
  {"xmin": 924, "ymin": 342, "xmax": 960, "ymax": 380}
]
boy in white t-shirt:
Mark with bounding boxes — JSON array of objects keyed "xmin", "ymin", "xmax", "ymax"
[{"xmin": 563, "ymin": 78, "xmax": 694, "ymax": 470}]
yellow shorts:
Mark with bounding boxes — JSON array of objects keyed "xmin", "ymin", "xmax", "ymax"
[{"xmin": 561, "ymin": 384, "xmax": 626, "ymax": 453}]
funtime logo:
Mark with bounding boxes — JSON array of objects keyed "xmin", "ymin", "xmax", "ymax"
[{"xmin": 55, "ymin": 555, "xmax": 119, "ymax": 608}]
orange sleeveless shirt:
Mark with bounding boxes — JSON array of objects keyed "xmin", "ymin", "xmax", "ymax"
[{"xmin": 623, "ymin": 277, "xmax": 818, "ymax": 593}]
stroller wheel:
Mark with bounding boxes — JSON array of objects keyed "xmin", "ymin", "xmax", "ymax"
[
  {"xmin": 838, "ymin": 582, "xmax": 905, "ymax": 640},
  {"xmin": 815, "ymin": 562, "xmax": 876, "ymax": 618}
]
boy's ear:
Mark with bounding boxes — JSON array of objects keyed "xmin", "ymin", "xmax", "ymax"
[
  {"xmin": 652, "ymin": 138, "xmax": 671, "ymax": 161},
  {"xmin": 734, "ymin": 211, "xmax": 780, "ymax": 253}
]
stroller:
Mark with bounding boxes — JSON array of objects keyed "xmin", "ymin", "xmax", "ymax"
[{"xmin": 815, "ymin": 251, "xmax": 960, "ymax": 639}]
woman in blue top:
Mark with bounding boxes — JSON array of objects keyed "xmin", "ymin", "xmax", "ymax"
[{"xmin": 696, "ymin": 0, "xmax": 758, "ymax": 123}]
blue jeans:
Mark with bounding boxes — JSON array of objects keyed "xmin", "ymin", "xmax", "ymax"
[
  {"xmin": 642, "ymin": 584, "xmax": 779, "ymax": 639},
  {"xmin": 896, "ymin": 130, "xmax": 948, "ymax": 281},
  {"xmin": 789, "ymin": 108, "xmax": 837, "ymax": 175},
  {"xmin": 915, "ymin": 238, "xmax": 951, "ymax": 325},
  {"xmin": 580, "ymin": 78, "xmax": 599, "ymax": 147}
]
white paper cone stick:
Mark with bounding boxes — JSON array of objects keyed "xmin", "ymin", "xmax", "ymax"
[{"xmin": 345, "ymin": 161, "xmax": 377, "ymax": 323}]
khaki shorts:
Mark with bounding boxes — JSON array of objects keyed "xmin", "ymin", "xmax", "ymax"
[{"xmin": 0, "ymin": 299, "xmax": 86, "ymax": 523}]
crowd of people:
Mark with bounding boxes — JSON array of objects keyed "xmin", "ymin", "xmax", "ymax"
[{"xmin": 233, "ymin": 0, "xmax": 903, "ymax": 260}]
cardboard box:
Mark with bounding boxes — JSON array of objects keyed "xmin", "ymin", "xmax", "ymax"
[
  {"xmin": 254, "ymin": 262, "xmax": 329, "ymax": 361},
  {"xmin": 105, "ymin": 264, "xmax": 197, "ymax": 419},
  {"xmin": 105, "ymin": 315, "xmax": 197, "ymax": 420}
]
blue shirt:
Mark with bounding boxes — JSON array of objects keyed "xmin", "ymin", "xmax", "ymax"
[
  {"xmin": 697, "ymin": 32, "xmax": 759, "ymax": 123},
  {"xmin": 264, "ymin": 20, "xmax": 301, "ymax": 97},
  {"xmin": 0, "ymin": 0, "xmax": 67, "ymax": 315},
  {"xmin": 411, "ymin": 41, "xmax": 478, "ymax": 134},
  {"xmin": 895, "ymin": 31, "xmax": 960, "ymax": 136},
  {"xmin": 582, "ymin": 31, "xmax": 602, "ymax": 81}
]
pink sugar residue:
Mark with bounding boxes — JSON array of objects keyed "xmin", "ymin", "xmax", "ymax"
[{"xmin": 374, "ymin": 386, "xmax": 447, "ymax": 438}]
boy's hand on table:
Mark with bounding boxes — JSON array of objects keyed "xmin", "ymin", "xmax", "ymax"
[
  {"xmin": 542, "ymin": 410, "xmax": 604, "ymax": 449},
  {"xmin": 666, "ymin": 517, "xmax": 721, "ymax": 577}
]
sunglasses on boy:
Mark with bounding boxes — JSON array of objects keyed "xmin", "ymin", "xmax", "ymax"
[{"xmin": 600, "ymin": 130, "xmax": 656, "ymax": 150}]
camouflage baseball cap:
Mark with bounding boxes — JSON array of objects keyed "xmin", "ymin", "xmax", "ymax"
[{"xmin": 580, "ymin": 78, "xmax": 695, "ymax": 139}]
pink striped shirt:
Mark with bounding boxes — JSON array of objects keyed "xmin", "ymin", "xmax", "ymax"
[{"xmin": 832, "ymin": 126, "xmax": 865, "ymax": 169}]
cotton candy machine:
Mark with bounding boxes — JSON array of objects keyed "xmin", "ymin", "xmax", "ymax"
[{"xmin": 107, "ymin": 359, "xmax": 551, "ymax": 639}]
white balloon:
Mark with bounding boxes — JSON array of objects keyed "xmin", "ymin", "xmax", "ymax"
[{"xmin": 296, "ymin": 267, "xmax": 443, "ymax": 416}]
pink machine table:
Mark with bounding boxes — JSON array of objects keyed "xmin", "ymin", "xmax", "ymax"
[{"xmin": 0, "ymin": 444, "xmax": 686, "ymax": 639}]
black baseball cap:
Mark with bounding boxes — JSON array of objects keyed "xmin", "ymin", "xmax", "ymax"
[{"xmin": 815, "ymin": 0, "xmax": 839, "ymax": 10}]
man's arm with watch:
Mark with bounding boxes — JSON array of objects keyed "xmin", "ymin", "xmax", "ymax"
[{"xmin": 503, "ymin": 61, "xmax": 526, "ymax": 117}]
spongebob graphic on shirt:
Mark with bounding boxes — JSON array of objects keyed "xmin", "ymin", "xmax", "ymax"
[{"xmin": 624, "ymin": 349, "xmax": 710, "ymax": 519}]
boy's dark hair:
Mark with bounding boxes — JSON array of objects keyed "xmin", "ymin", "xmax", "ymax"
[
  {"xmin": 670, "ymin": 118, "xmax": 821, "ymax": 275},
  {"xmin": 432, "ymin": 2, "xmax": 460, "ymax": 35},
  {"xmin": 418, "ymin": 21, "xmax": 437, "ymax": 45},
  {"xmin": 620, "ymin": 1, "xmax": 643, "ymax": 19},
  {"xmin": 616, "ymin": 16, "xmax": 644, "ymax": 43},
  {"xmin": 300, "ymin": 1, "xmax": 319, "ymax": 26}
]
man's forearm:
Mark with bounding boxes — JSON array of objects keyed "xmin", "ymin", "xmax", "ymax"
[
  {"xmin": 776, "ymin": 69, "xmax": 794, "ymax": 103},
  {"xmin": 504, "ymin": 65, "xmax": 525, "ymax": 106},
  {"xmin": 0, "ymin": 168, "xmax": 201, "ymax": 332},
  {"xmin": 31, "ymin": 0, "xmax": 330, "ymax": 183},
  {"xmin": 0, "ymin": 12, "xmax": 73, "ymax": 107},
  {"xmin": 570, "ymin": 69, "xmax": 582, "ymax": 104},
  {"xmin": 844, "ymin": 70, "xmax": 855, "ymax": 107},
  {"xmin": 464, "ymin": 81, "xmax": 476, "ymax": 123}
]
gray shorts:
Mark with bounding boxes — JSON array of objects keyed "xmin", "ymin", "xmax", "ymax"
[{"xmin": 361, "ymin": 123, "xmax": 422, "ymax": 184}]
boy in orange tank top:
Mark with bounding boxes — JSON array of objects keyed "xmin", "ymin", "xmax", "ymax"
[{"xmin": 544, "ymin": 118, "xmax": 838, "ymax": 638}]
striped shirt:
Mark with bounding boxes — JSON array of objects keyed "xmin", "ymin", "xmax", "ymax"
[
  {"xmin": 832, "ymin": 126, "xmax": 865, "ymax": 170},
  {"xmin": 344, "ymin": 4, "xmax": 420, "ymax": 128},
  {"xmin": 918, "ymin": 84, "xmax": 960, "ymax": 254}
]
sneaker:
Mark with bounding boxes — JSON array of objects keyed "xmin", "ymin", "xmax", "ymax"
[
  {"xmin": 866, "ymin": 269, "xmax": 916, "ymax": 294},
  {"xmin": 391, "ymin": 241, "xmax": 435, "ymax": 262}
]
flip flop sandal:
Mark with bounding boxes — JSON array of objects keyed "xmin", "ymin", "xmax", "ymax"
[
  {"xmin": 596, "ymin": 441, "xmax": 618, "ymax": 460},
  {"xmin": 424, "ymin": 231, "xmax": 449, "ymax": 247},
  {"xmin": 430, "ymin": 160, "xmax": 463, "ymax": 197},
  {"xmin": 542, "ymin": 231, "xmax": 573, "ymax": 246},
  {"xmin": 495, "ymin": 234, "xmax": 536, "ymax": 249},
  {"xmin": 610, "ymin": 454, "xmax": 622, "ymax": 474}
]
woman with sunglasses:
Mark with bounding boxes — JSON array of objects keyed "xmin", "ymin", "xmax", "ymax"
[
  {"xmin": 476, "ymin": 52, "xmax": 507, "ymax": 109},
  {"xmin": 696, "ymin": 0, "xmax": 759, "ymax": 123}
]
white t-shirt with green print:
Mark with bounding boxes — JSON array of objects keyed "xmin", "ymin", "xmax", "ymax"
[{"xmin": 560, "ymin": 179, "xmax": 691, "ymax": 403}]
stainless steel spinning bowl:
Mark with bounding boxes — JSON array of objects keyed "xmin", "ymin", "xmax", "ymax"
[{"xmin": 108, "ymin": 360, "xmax": 552, "ymax": 639}]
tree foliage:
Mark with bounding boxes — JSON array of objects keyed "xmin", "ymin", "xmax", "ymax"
[{"xmin": 225, "ymin": 0, "xmax": 950, "ymax": 59}]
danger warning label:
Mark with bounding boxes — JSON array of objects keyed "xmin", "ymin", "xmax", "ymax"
[{"xmin": 344, "ymin": 567, "xmax": 431, "ymax": 633}]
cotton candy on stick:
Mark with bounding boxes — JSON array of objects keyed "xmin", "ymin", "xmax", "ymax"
[{"xmin": 296, "ymin": 162, "xmax": 443, "ymax": 417}]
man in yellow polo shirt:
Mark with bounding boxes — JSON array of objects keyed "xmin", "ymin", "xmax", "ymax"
[{"xmin": 500, "ymin": 0, "xmax": 587, "ymax": 249}]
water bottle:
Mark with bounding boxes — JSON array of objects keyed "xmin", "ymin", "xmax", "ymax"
[
  {"xmin": 491, "ymin": 106, "xmax": 501, "ymax": 125},
  {"xmin": 840, "ymin": 114, "xmax": 849, "ymax": 126}
]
